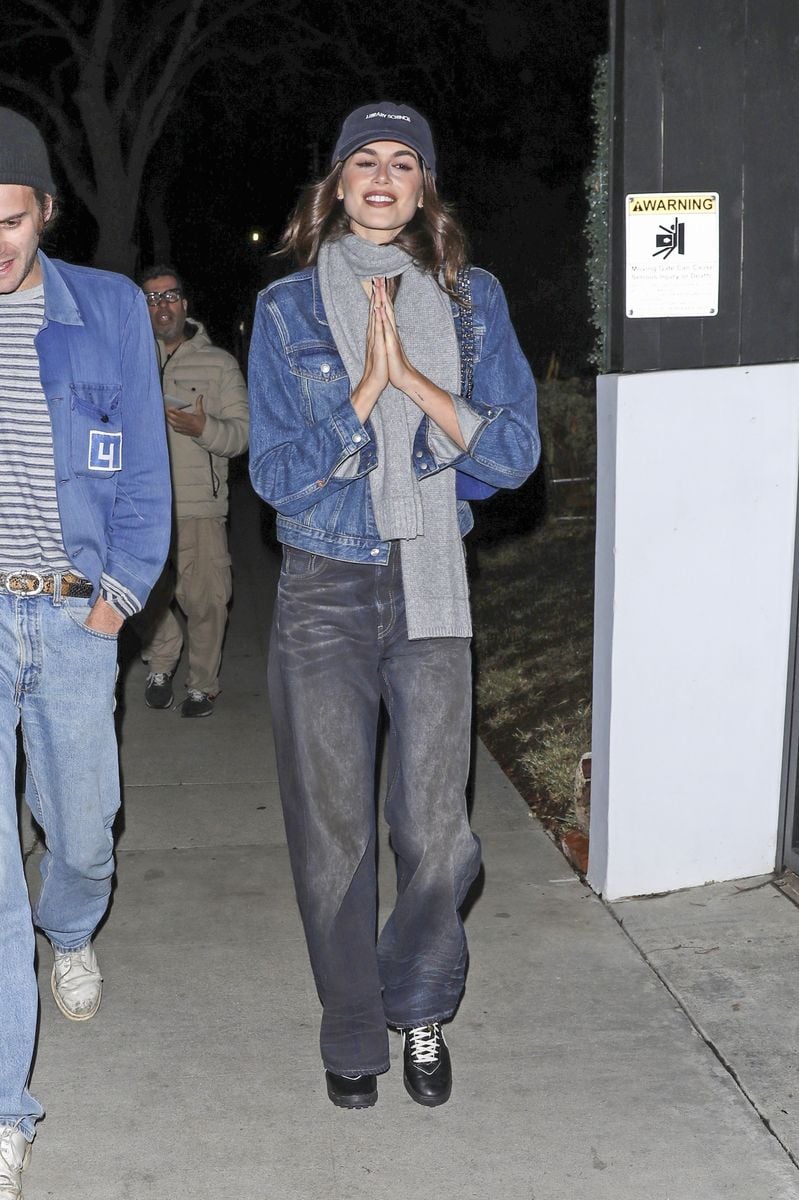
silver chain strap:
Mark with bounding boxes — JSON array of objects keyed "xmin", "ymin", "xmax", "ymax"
[{"xmin": 456, "ymin": 266, "xmax": 474, "ymax": 402}]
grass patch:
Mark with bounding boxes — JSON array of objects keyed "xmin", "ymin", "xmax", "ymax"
[
  {"xmin": 516, "ymin": 702, "xmax": 592, "ymax": 810},
  {"xmin": 470, "ymin": 516, "xmax": 595, "ymax": 833}
]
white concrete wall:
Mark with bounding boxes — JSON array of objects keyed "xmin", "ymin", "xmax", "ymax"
[{"xmin": 589, "ymin": 364, "xmax": 799, "ymax": 899}]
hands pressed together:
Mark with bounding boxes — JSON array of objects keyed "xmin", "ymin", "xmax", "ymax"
[
  {"xmin": 350, "ymin": 277, "xmax": 467, "ymax": 451},
  {"xmin": 354, "ymin": 276, "xmax": 416, "ymax": 407}
]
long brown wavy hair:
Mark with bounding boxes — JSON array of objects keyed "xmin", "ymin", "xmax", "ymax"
[{"xmin": 276, "ymin": 161, "xmax": 469, "ymax": 297}]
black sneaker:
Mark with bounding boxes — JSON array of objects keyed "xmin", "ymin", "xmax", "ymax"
[
  {"xmin": 325, "ymin": 1071, "xmax": 378, "ymax": 1109},
  {"xmin": 179, "ymin": 689, "xmax": 215, "ymax": 718},
  {"xmin": 402, "ymin": 1023, "xmax": 452, "ymax": 1107},
  {"xmin": 144, "ymin": 671, "xmax": 173, "ymax": 709}
]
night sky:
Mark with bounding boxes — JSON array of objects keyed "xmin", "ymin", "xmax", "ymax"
[{"xmin": 10, "ymin": 0, "xmax": 607, "ymax": 374}]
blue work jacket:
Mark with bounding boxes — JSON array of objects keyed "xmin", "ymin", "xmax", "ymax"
[
  {"xmin": 248, "ymin": 264, "xmax": 540, "ymax": 564},
  {"xmin": 35, "ymin": 253, "xmax": 171, "ymax": 614}
]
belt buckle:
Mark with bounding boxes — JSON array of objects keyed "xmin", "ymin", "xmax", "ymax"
[{"xmin": 6, "ymin": 569, "xmax": 45, "ymax": 596}]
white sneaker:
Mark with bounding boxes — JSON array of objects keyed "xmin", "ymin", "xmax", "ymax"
[
  {"xmin": 51, "ymin": 942, "xmax": 103, "ymax": 1021},
  {"xmin": 0, "ymin": 1126, "xmax": 31, "ymax": 1199}
]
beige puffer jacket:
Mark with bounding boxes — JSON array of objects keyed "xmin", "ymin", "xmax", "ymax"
[{"xmin": 158, "ymin": 321, "xmax": 249, "ymax": 519}]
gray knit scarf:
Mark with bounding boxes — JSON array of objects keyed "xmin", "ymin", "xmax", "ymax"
[{"xmin": 317, "ymin": 234, "xmax": 471, "ymax": 639}]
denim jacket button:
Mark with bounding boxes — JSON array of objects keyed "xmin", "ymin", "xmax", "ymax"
[
  {"xmin": 369, "ymin": 547, "xmax": 380, "ymax": 557},
  {"xmin": 415, "ymin": 450, "xmax": 423, "ymax": 458},
  {"xmin": 352, "ymin": 434, "xmax": 362, "ymax": 443},
  {"xmin": 420, "ymin": 463, "xmax": 428, "ymax": 470},
  {"xmin": 321, "ymin": 363, "xmax": 331, "ymax": 374}
]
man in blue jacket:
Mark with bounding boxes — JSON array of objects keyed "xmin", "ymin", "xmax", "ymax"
[{"xmin": 0, "ymin": 109, "xmax": 171, "ymax": 1199}]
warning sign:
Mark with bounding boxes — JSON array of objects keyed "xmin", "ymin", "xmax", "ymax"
[{"xmin": 625, "ymin": 192, "xmax": 719, "ymax": 318}]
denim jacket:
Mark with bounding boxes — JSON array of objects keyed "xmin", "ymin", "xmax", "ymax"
[
  {"xmin": 248, "ymin": 264, "xmax": 539, "ymax": 564},
  {"xmin": 35, "ymin": 253, "xmax": 172, "ymax": 614}
]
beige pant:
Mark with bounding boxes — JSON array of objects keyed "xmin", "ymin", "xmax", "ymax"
[{"xmin": 141, "ymin": 517, "xmax": 232, "ymax": 695}]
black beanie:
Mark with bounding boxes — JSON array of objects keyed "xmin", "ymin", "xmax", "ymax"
[{"xmin": 0, "ymin": 108, "xmax": 56, "ymax": 193}]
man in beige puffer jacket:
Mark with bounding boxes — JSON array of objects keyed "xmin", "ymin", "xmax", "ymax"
[{"xmin": 138, "ymin": 266, "xmax": 249, "ymax": 716}]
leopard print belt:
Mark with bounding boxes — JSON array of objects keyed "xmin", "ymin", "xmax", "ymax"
[{"xmin": 0, "ymin": 570, "xmax": 93, "ymax": 597}]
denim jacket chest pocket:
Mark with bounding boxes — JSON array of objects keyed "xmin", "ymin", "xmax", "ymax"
[
  {"xmin": 286, "ymin": 343, "xmax": 349, "ymax": 421},
  {"xmin": 70, "ymin": 383, "xmax": 122, "ymax": 476}
]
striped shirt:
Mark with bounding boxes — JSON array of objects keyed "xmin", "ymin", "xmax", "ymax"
[{"xmin": 0, "ymin": 285, "xmax": 73, "ymax": 573}]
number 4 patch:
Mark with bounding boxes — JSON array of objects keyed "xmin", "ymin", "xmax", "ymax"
[{"xmin": 88, "ymin": 430, "xmax": 122, "ymax": 471}]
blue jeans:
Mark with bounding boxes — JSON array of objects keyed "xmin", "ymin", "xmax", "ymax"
[
  {"xmin": 268, "ymin": 547, "xmax": 481, "ymax": 1075},
  {"xmin": 0, "ymin": 592, "xmax": 120, "ymax": 1139}
]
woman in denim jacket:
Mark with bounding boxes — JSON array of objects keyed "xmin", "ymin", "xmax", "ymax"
[{"xmin": 249, "ymin": 102, "xmax": 539, "ymax": 1110}]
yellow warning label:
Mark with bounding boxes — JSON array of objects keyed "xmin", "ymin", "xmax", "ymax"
[{"xmin": 627, "ymin": 193, "xmax": 717, "ymax": 215}]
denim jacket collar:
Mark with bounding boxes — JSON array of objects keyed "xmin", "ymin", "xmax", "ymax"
[{"xmin": 39, "ymin": 251, "xmax": 84, "ymax": 327}]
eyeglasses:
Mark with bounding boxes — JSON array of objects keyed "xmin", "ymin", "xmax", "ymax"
[{"xmin": 144, "ymin": 289, "xmax": 183, "ymax": 306}]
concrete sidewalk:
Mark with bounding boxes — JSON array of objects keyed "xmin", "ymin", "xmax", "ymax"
[{"xmin": 21, "ymin": 483, "xmax": 799, "ymax": 1199}]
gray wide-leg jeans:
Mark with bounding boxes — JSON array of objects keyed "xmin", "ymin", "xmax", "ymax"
[{"xmin": 268, "ymin": 546, "xmax": 481, "ymax": 1075}]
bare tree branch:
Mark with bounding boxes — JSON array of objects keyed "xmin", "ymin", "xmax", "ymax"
[
  {"xmin": 126, "ymin": 0, "xmax": 206, "ymax": 183},
  {"xmin": 0, "ymin": 30, "xmax": 75, "ymax": 51},
  {"xmin": 9, "ymin": 0, "xmax": 86, "ymax": 58},
  {"xmin": 89, "ymin": 0, "xmax": 118, "ymax": 68},
  {"xmin": 242, "ymin": 5, "xmax": 337, "ymax": 53},
  {"xmin": 112, "ymin": 4, "xmax": 190, "ymax": 119},
  {"xmin": 112, "ymin": 0, "xmax": 262, "ymax": 121},
  {"xmin": 184, "ymin": 0, "xmax": 265, "ymax": 57}
]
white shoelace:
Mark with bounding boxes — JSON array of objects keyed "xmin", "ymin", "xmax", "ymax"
[
  {"xmin": 406, "ymin": 1024, "xmax": 441, "ymax": 1065},
  {"xmin": 148, "ymin": 672, "xmax": 170, "ymax": 686},
  {"xmin": 54, "ymin": 945, "xmax": 90, "ymax": 978}
]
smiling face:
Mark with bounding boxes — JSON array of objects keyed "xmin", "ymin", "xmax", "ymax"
[
  {"xmin": 0, "ymin": 185, "xmax": 50, "ymax": 294},
  {"xmin": 338, "ymin": 141, "xmax": 424, "ymax": 243}
]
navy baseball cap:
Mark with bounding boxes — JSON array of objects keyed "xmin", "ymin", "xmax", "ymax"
[{"xmin": 331, "ymin": 102, "xmax": 436, "ymax": 177}]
